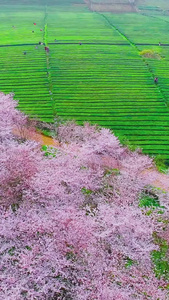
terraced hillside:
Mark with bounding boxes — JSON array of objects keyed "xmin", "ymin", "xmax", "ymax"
[
  {"xmin": 49, "ymin": 43, "xmax": 169, "ymax": 156},
  {"xmin": 1, "ymin": 0, "xmax": 169, "ymax": 160},
  {"xmin": 0, "ymin": 46, "xmax": 53, "ymax": 121},
  {"xmin": 103, "ymin": 13, "xmax": 169, "ymax": 44},
  {"xmin": 0, "ymin": 6, "xmax": 44, "ymax": 45},
  {"xmin": 47, "ymin": 9, "xmax": 127, "ymax": 44}
]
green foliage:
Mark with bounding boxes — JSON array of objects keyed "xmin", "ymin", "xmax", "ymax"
[
  {"xmin": 11, "ymin": 203, "xmax": 20, "ymax": 212},
  {"xmin": 157, "ymin": 218, "xmax": 169, "ymax": 224},
  {"xmin": 8, "ymin": 247, "xmax": 16, "ymax": 256},
  {"xmin": 104, "ymin": 168, "xmax": 120, "ymax": 177},
  {"xmin": 41, "ymin": 145, "xmax": 58, "ymax": 158},
  {"xmin": 139, "ymin": 187, "xmax": 166, "ymax": 218},
  {"xmin": 125, "ymin": 257, "xmax": 137, "ymax": 269},
  {"xmin": 25, "ymin": 246, "xmax": 32, "ymax": 251},
  {"xmin": 66, "ymin": 251, "xmax": 76, "ymax": 260},
  {"xmin": 140, "ymin": 49, "xmax": 162, "ymax": 60},
  {"xmin": 21, "ymin": 290, "xmax": 28, "ymax": 297},
  {"xmin": 139, "ymin": 195, "xmax": 160, "ymax": 208},
  {"xmin": 116, "ymin": 134, "xmax": 139, "ymax": 152},
  {"xmin": 139, "ymin": 185, "xmax": 166, "ymax": 209},
  {"xmin": 151, "ymin": 234, "xmax": 169, "ymax": 280},
  {"xmin": 145, "ymin": 209, "xmax": 153, "ymax": 216},
  {"xmin": 154, "ymin": 155, "xmax": 169, "ymax": 174},
  {"xmin": 37, "ymin": 128, "xmax": 53, "ymax": 137},
  {"xmin": 81, "ymin": 187, "xmax": 93, "ymax": 195},
  {"xmin": 80, "ymin": 166, "xmax": 88, "ymax": 170}
]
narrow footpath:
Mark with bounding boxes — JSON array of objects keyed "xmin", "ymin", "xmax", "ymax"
[
  {"xmin": 13, "ymin": 126, "xmax": 59, "ymax": 147},
  {"xmin": 43, "ymin": 3, "xmax": 55, "ymax": 119},
  {"xmin": 13, "ymin": 125, "xmax": 169, "ymax": 193}
]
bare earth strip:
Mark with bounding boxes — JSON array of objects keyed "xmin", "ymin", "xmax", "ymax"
[
  {"xmin": 13, "ymin": 126, "xmax": 169, "ymax": 192},
  {"xmin": 141, "ymin": 168, "xmax": 169, "ymax": 192},
  {"xmin": 13, "ymin": 127, "xmax": 59, "ymax": 147}
]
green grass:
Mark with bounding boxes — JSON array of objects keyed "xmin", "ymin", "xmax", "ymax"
[
  {"xmin": 49, "ymin": 43, "xmax": 169, "ymax": 158},
  {"xmin": 151, "ymin": 233, "xmax": 169, "ymax": 281},
  {"xmin": 47, "ymin": 10, "xmax": 128, "ymax": 44},
  {"xmin": 0, "ymin": 6, "xmax": 44, "ymax": 45},
  {"xmin": 139, "ymin": 45, "xmax": 169, "ymax": 102},
  {"xmin": 139, "ymin": 195, "xmax": 161, "ymax": 208},
  {"xmin": 104, "ymin": 13, "xmax": 169, "ymax": 44},
  {"xmin": 0, "ymin": 46, "xmax": 53, "ymax": 122}
]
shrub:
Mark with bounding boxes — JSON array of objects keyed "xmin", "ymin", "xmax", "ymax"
[{"xmin": 140, "ymin": 49, "xmax": 162, "ymax": 59}]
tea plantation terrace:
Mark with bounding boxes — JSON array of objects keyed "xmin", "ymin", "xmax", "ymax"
[{"xmin": 0, "ymin": 0, "xmax": 169, "ymax": 161}]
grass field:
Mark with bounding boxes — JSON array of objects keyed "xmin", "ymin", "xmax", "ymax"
[
  {"xmin": 47, "ymin": 10, "xmax": 128, "ymax": 44},
  {"xmin": 104, "ymin": 13, "xmax": 169, "ymax": 44},
  {"xmin": 0, "ymin": 5, "xmax": 44, "ymax": 45},
  {"xmin": 1, "ymin": 0, "xmax": 169, "ymax": 160},
  {"xmin": 50, "ymin": 44, "xmax": 169, "ymax": 156}
]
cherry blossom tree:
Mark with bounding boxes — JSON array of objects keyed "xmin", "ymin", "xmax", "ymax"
[{"xmin": 0, "ymin": 93, "xmax": 169, "ymax": 299}]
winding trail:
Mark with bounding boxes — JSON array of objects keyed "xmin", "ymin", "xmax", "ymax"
[
  {"xmin": 13, "ymin": 126, "xmax": 59, "ymax": 147},
  {"xmin": 141, "ymin": 168, "xmax": 169, "ymax": 193},
  {"xmin": 13, "ymin": 126, "xmax": 169, "ymax": 193}
]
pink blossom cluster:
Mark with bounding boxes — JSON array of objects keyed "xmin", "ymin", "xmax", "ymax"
[{"xmin": 0, "ymin": 93, "xmax": 169, "ymax": 299}]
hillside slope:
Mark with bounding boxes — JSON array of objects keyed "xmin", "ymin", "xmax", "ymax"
[{"xmin": 1, "ymin": 0, "xmax": 169, "ymax": 161}]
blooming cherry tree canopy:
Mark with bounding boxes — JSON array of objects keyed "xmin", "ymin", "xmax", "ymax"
[{"xmin": 0, "ymin": 93, "xmax": 169, "ymax": 299}]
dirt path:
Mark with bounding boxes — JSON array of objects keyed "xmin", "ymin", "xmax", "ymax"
[
  {"xmin": 141, "ymin": 168, "xmax": 169, "ymax": 192},
  {"xmin": 13, "ymin": 126, "xmax": 169, "ymax": 192},
  {"xmin": 38, "ymin": 133, "xmax": 59, "ymax": 146},
  {"xmin": 13, "ymin": 126, "xmax": 60, "ymax": 147}
]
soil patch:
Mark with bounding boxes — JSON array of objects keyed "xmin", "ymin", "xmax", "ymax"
[
  {"xmin": 13, "ymin": 126, "xmax": 59, "ymax": 147},
  {"xmin": 86, "ymin": 1, "xmax": 137, "ymax": 12},
  {"xmin": 13, "ymin": 126, "xmax": 169, "ymax": 192}
]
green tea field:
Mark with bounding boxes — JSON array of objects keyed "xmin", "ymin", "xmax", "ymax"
[{"xmin": 1, "ymin": 0, "xmax": 169, "ymax": 160}]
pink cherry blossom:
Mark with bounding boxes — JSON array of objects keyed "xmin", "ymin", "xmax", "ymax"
[{"xmin": 0, "ymin": 93, "xmax": 168, "ymax": 299}]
